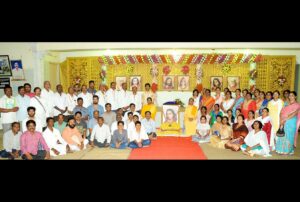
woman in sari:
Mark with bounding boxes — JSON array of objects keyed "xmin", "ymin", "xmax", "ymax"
[
  {"xmin": 240, "ymin": 120, "xmax": 271, "ymax": 157},
  {"xmin": 201, "ymin": 89, "xmax": 215, "ymax": 114},
  {"xmin": 211, "ymin": 115, "xmax": 222, "ymax": 137},
  {"xmin": 255, "ymin": 91, "xmax": 265, "ymax": 118},
  {"xmin": 253, "ymin": 89, "xmax": 260, "ymax": 100},
  {"xmin": 227, "ymin": 109, "xmax": 234, "ymax": 126},
  {"xmin": 210, "ymin": 116, "xmax": 233, "ymax": 149},
  {"xmin": 245, "ymin": 110, "xmax": 255, "ymax": 132},
  {"xmin": 256, "ymin": 108, "xmax": 272, "ymax": 146},
  {"xmin": 209, "ymin": 104, "xmax": 223, "ymax": 127},
  {"xmin": 232, "ymin": 89, "xmax": 244, "ymax": 118},
  {"xmin": 197, "ymin": 106, "xmax": 211, "ymax": 124},
  {"xmin": 234, "ymin": 109, "xmax": 242, "ymax": 124},
  {"xmin": 268, "ymin": 90, "xmax": 284, "ymax": 150},
  {"xmin": 213, "ymin": 87, "xmax": 223, "ymax": 105},
  {"xmin": 276, "ymin": 91, "xmax": 300, "ymax": 155},
  {"xmin": 258, "ymin": 91, "xmax": 269, "ymax": 116},
  {"xmin": 283, "ymin": 90, "xmax": 290, "ymax": 107},
  {"xmin": 221, "ymin": 91, "xmax": 234, "ymax": 115},
  {"xmin": 192, "ymin": 89, "xmax": 201, "ymax": 109},
  {"xmin": 184, "ymin": 98, "xmax": 198, "ymax": 136},
  {"xmin": 241, "ymin": 92, "xmax": 257, "ymax": 119},
  {"xmin": 225, "ymin": 114, "xmax": 249, "ymax": 151}
]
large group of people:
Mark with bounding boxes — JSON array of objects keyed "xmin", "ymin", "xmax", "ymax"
[{"xmin": 0, "ymin": 79, "xmax": 299, "ymax": 159}]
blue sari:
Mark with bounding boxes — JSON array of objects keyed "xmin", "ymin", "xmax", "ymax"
[
  {"xmin": 258, "ymin": 99, "xmax": 269, "ymax": 116},
  {"xmin": 275, "ymin": 116, "xmax": 297, "ymax": 154},
  {"xmin": 232, "ymin": 97, "xmax": 244, "ymax": 118}
]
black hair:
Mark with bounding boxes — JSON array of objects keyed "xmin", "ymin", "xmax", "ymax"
[
  {"xmin": 117, "ymin": 121, "xmax": 124, "ymax": 126},
  {"xmin": 18, "ymin": 86, "xmax": 25, "ymax": 91},
  {"xmin": 24, "ymin": 83, "xmax": 31, "ymax": 87},
  {"xmin": 27, "ymin": 106, "xmax": 36, "ymax": 112},
  {"xmin": 273, "ymin": 90, "xmax": 280, "ymax": 96},
  {"xmin": 130, "ymin": 103, "xmax": 135, "ymax": 107},
  {"xmin": 135, "ymin": 121, "xmax": 141, "ymax": 126},
  {"xmin": 89, "ymin": 80, "xmax": 95, "ymax": 84},
  {"xmin": 4, "ymin": 85, "xmax": 12, "ymax": 91},
  {"xmin": 127, "ymin": 112, "xmax": 133, "ymax": 117},
  {"xmin": 147, "ymin": 97, "xmax": 152, "ymax": 101},
  {"xmin": 262, "ymin": 108, "xmax": 269, "ymax": 113},
  {"xmin": 34, "ymin": 87, "xmax": 41, "ymax": 92},
  {"xmin": 93, "ymin": 95, "xmax": 99, "ymax": 99},
  {"xmin": 105, "ymin": 103, "xmax": 111, "ymax": 107},
  {"xmin": 237, "ymin": 114, "xmax": 245, "ymax": 121},
  {"xmin": 193, "ymin": 89, "xmax": 199, "ymax": 94},
  {"xmin": 145, "ymin": 83, "xmax": 151, "ymax": 87},
  {"xmin": 26, "ymin": 120, "xmax": 36, "ymax": 127},
  {"xmin": 145, "ymin": 111, "xmax": 151, "ymax": 115},
  {"xmin": 201, "ymin": 106, "xmax": 207, "ymax": 111},
  {"xmin": 290, "ymin": 91, "xmax": 297, "ymax": 97},
  {"xmin": 46, "ymin": 117, "xmax": 54, "ymax": 123},
  {"xmin": 200, "ymin": 115, "xmax": 207, "ymax": 120},
  {"xmin": 75, "ymin": 111, "xmax": 82, "ymax": 116},
  {"xmin": 77, "ymin": 97, "xmax": 83, "ymax": 102},
  {"xmin": 252, "ymin": 120, "xmax": 263, "ymax": 130},
  {"xmin": 11, "ymin": 122, "xmax": 20, "ymax": 128}
]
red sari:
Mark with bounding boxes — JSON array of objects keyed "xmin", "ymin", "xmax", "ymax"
[
  {"xmin": 201, "ymin": 96, "xmax": 215, "ymax": 113},
  {"xmin": 241, "ymin": 100, "xmax": 257, "ymax": 119}
]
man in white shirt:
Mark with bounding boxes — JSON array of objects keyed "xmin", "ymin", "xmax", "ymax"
[
  {"xmin": 111, "ymin": 114, "xmax": 127, "ymax": 134},
  {"xmin": 95, "ymin": 84, "xmax": 107, "ymax": 110},
  {"xmin": 0, "ymin": 122, "xmax": 22, "ymax": 159},
  {"xmin": 129, "ymin": 86, "xmax": 142, "ymax": 112},
  {"xmin": 105, "ymin": 82, "xmax": 118, "ymax": 112},
  {"xmin": 16, "ymin": 86, "xmax": 30, "ymax": 125},
  {"xmin": 43, "ymin": 117, "xmax": 70, "ymax": 157},
  {"xmin": 53, "ymin": 84, "xmax": 68, "ymax": 121},
  {"xmin": 127, "ymin": 115, "xmax": 145, "ymax": 141},
  {"xmin": 22, "ymin": 106, "xmax": 43, "ymax": 133},
  {"xmin": 141, "ymin": 111, "xmax": 157, "ymax": 140},
  {"xmin": 66, "ymin": 86, "xmax": 78, "ymax": 118},
  {"xmin": 0, "ymin": 85, "xmax": 19, "ymax": 133},
  {"xmin": 41, "ymin": 81, "xmax": 55, "ymax": 117},
  {"xmin": 90, "ymin": 117, "xmax": 111, "ymax": 148},
  {"xmin": 128, "ymin": 121, "xmax": 151, "ymax": 148},
  {"xmin": 124, "ymin": 103, "xmax": 141, "ymax": 122},
  {"xmin": 30, "ymin": 87, "xmax": 48, "ymax": 127},
  {"xmin": 117, "ymin": 83, "xmax": 131, "ymax": 113},
  {"xmin": 78, "ymin": 85, "xmax": 93, "ymax": 108}
]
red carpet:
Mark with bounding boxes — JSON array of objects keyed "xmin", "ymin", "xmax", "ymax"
[{"xmin": 128, "ymin": 137, "xmax": 207, "ymax": 160}]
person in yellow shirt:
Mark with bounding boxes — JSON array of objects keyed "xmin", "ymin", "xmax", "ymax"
[
  {"xmin": 141, "ymin": 97, "xmax": 157, "ymax": 120},
  {"xmin": 184, "ymin": 98, "xmax": 198, "ymax": 136}
]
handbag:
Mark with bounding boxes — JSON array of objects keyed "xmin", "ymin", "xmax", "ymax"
[{"xmin": 276, "ymin": 127, "xmax": 285, "ymax": 137}]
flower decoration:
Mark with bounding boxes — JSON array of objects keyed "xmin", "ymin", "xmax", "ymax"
[
  {"xmin": 74, "ymin": 76, "xmax": 81, "ymax": 84},
  {"xmin": 151, "ymin": 83, "xmax": 158, "ymax": 93},
  {"xmin": 181, "ymin": 65, "xmax": 190, "ymax": 75},
  {"xmin": 195, "ymin": 83, "xmax": 203, "ymax": 93},
  {"xmin": 221, "ymin": 64, "xmax": 231, "ymax": 74},
  {"xmin": 249, "ymin": 69, "xmax": 257, "ymax": 79},
  {"xmin": 277, "ymin": 75, "xmax": 287, "ymax": 86},
  {"xmin": 196, "ymin": 64, "xmax": 203, "ymax": 84},
  {"xmin": 126, "ymin": 65, "xmax": 134, "ymax": 75},
  {"xmin": 163, "ymin": 65, "xmax": 171, "ymax": 75}
]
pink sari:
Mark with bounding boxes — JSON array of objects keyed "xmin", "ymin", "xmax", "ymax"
[{"xmin": 280, "ymin": 102, "xmax": 300, "ymax": 146}]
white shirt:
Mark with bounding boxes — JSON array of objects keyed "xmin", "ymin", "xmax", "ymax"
[
  {"xmin": 90, "ymin": 123, "xmax": 111, "ymax": 143},
  {"xmin": 53, "ymin": 92, "xmax": 68, "ymax": 116},
  {"xmin": 196, "ymin": 123, "xmax": 211, "ymax": 136},
  {"xmin": 29, "ymin": 96, "xmax": 48, "ymax": 127},
  {"xmin": 244, "ymin": 130, "xmax": 270, "ymax": 155},
  {"xmin": 221, "ymin": 98, "xmax": 235, "ymax": 112},
  {"xmin": 3, "ymin": 130, "xmax": 21, "ymax": 152},
  {"xmin": 16, "ymin": 94, "xmax": 30, "ymax": 121},
  {"xmin": 129, "ymin": 92, "xmax": 142, "ymax": 111},
  {"xmin": 41, "ymin": 88, "xmax": 55, "ymax": 117},
  {"xmin": 78, "ymin": 92, "xmax": 93, "ymax": 108},
  {"xmin": 117, "ymin": 89, "xmax": 131, "ymax": 109},
  {"xmin": 66, "ymin": 94, "xmax": 78, "ymax": 115},
  {"xmin": 124, "ymin": 111, "xmax": 141, "ymax": 122},
  {"xmin": 95, "ymin": 91, "xmax": 106, "ymax": 109},
  {"xmin": 105, "ymin": 88, "xmax": 118, "ymax": 110},
  {"xmin": 0, "ymin": 95, "xmax": 18, "ymax": 124},
  {"xmin": 22, "ymin": 117, "xmax": 43, "ymax": 133},
  {"xmin": 127, "ymin": 121, "xmax": 146, "ymax": 141},
  {"xmin": 130, "ymin": 128, "xmax": 149, "ymax": 142},
  {"xmin": 111, "ymin": 121, "xmax": 127, "ymax": 134},
  {"xmin": 43, "ymin": 127, "xmax": 68, "ymax": 149}
]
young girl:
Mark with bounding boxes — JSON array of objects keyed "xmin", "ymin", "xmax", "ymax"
[{"xmin": 192, "ymin": 116, "xmax": 211, "ymax": 143}]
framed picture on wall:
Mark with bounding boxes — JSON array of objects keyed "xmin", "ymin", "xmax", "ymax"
[
  {"xmin": 0, "ymin": 55, "xmax": 12, "ymax": 77},
  {"xmin": 163, "ymin": 75, "xmax": 175, "ymax": 90},
  {"xmin": 210, "ymin": 76, "xmax": 223, "ymax": 92},
  {"xmin": 115, "ymin": 76, "xmax": 127, "ymax": 91},
  {"xmin": 177, "ymin": 75, "xmax": 190, "ymax": 91},
  {"xmin": 129, "ymin": 75, "xmax": 142, "ymax": 91},
  {"xmin": 227, "ymin": 76, "xmax": 240, "ymax": 92},
  {"xmin": 11, "ymin": 60, "xmax": 25, "ymax": 80}
]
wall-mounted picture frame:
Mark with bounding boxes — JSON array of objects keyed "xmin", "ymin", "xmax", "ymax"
[
  {"xmin": 210, "ymin": 76, "xmax": 223, "ymax": 92},
  {"xmin": 227, "ymin": 76, "xmax": 240, "ymax": 92},
  {"xmin": 129, "ymin": 75, "xmax": 142, "ymax": 91},
  {"xmin": 115, "ymin": 76, "xmax": 127, "ymax": 91},
  {"xmin": 0, "ymin": 55, "xmax": 12, "ymax": 77},
  {"xmin": 177, "ymin": 75, "xmax": 190, "ymax": 91},
  {"xmin": 11, "ymin": 60, "xmax": 25, "ymax": 80},
  {"xmin": 163, "ymin": 75, "xmax": 175, "ymax": 91}
]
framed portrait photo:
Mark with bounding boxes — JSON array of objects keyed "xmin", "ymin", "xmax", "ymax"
[
  {"xmin": 162, "ymin": 75, "xmax": 175, "ymax": 91},
  {"xmin": 11, "ymin": 60, "xmax": 25, "ymax": 80},
  {"xmin": 227, "ymin": 76, "xmax": 240, "ymax": 92},
  {"xmin": 129, "ymin": 75, "xmax": 142, "ymax": 91},
  {"xmin": 0, "ymin": 55, "xmax": 12, "ymax": 77},
  {"xmin": 115, "ymin": 76, "xmax": 127, "ymax": 91},
  {"xmin": 162, "ymin": 105, "xmax": 180, "ymax": 124},
  {"xmin": 177, "ymin": 75, "xmax": 190, "ymax": 91},
  {"xmin": 210, "ymin": 76, "xmax": 223, "ymax": 92}
]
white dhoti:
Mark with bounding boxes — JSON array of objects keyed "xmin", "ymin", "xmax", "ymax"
[{"xmin": 69, "ymin": 139, "xmax": 89, "ymax": 151}]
